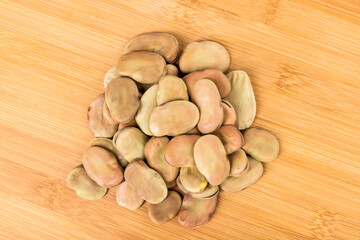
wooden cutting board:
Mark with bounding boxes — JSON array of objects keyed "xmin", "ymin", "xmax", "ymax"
[{"xmin": 1, "ymin": 0, "xmax": 359, "ymax": 239}]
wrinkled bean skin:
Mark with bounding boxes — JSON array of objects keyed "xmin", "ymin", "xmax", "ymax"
[
  {"xmin": 113, "ymin": 127, "xmax": 149, "ymax": 162},
  {"xmin": 242, "ymin": 128, "xmax": 280, "ymax": 162},
  {"xmin": 157, "ymin": 75, "xmax": 188, "ymax": 105},
  {"xmin": 190, "ymin": 79, "xmax": 223, "ymax": 134},
  {"xmin": 82, "ymin": 146, "xmax": 124, "ymax": 188},
  {"xmin": 194, "ymin": 135, "xmax": 229, "ymax": 185},
  {"xmin": 149, "ymin": 100, "xmax": 200, "ymax": 136},
  {"xmin": 66, "ymin": 165, "xmax": 108, "ymax": 200},
  {"xmin": 179, "ymin": 166, "xmax": 208, "ymax": 193},
  {"xmin": 224, "ymin": 71, "xmax": 256, "ymax": 130},
  {"xmin": 124, "ymin": 159, "xmax": 168, "ymax": 204},
  {"xmin": 89, "ymin": 138, "xmax": 128, "ymax": 168},
  {"xmin": 164, "ymin": 135, "xmax": 200, "ymax": 167},
  {"xmin": 221, "ymin": 100, "xmax": 237, "ymax": 126},
  {"xmin": 148, "ymin": 191, "xmax": 182, "ymax": 225},
  {"xmin": 178, "ymin": 194, "xmax": 217, "ymax": 228},
  {"xmin": 213, "ymin": 125, "xmax": 244, "ymax": 155},
  {"xmin": 228, "ymin": 149, "xmax": 248, "ymax": 177},
  {"xmin": 116, "ymin": 51, "xmax": 166, "ymax": 84},
  {"xmin": 179, "ymin": 41, "xmax": 230, "ymax": 73},
  {"xmin": 87, "ymin": 93, "xmax": 117, "ymax": 138},
  {"xmin": 145, "ymin": 137, "xmax": 179, "ymax": 182},
  {"xmin": 116, "ymin": 181, "xmax": 144, "ymax": 211},
  {"xmin": 183, "ymin": 69, "xmax": 231, "ymax": 98},
  {"xmin": 105, "ymin": 77, "xmax": 140, "ymax": 123},
  {"xmin": 124, "ymin": 32, "xmax": 179, "ymax": 63},
  {"xmin": 135, "ymin": 85, "xmax": 158, "ymax": 136},
  {"xmin": 166, "ymin": 64, "xmax": 179, "ymax": 76},
  {"xmin": 220, "ymin": 157, "xmax": 263, "ymax": 193}
]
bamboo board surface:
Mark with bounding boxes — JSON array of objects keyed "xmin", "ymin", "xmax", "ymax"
[{"xmin": 1, "ymin": 0, "xmax": 360, "ymax": 239}]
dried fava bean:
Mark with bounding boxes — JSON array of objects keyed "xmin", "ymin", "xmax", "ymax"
[
  {"xmin": 124, "ymin": 159, "xmax": 168, "ymax": 204},
  {"xmin": 135, "ymin": 85, "xmax": 158, "ymax": 136},
  {"xmin": 124, "ymin": 32, "xmax": 179, "ymax": 63},
  {"xmin": 149, "ymin": 100, "xmax": 200, "ymax": 136},
  {"xmin": 145, "ymin": 137, "xmax": 179, "ymax": 182},
  {"xmin": 228, "ymin": 149, "xmax": 248, "ymax": 177},
  {"xmin": 104, "ymin": 65, "xmax": 120, "ymax": 88},
  {"xmin": 157, "ymin": 75, "xmax": 188, "ymax": 105},
  {"xmin": 118, "ymin": 118, "xmax": 137, "ymax": 131},
  {"xmin": 175, "ymin": 176, "xmax": 190, "ymax": 195},
  {"xmin": 179, "ymin": 166, "xmax": 208, "ymax": 193},
  {"xmin": 190, "ymin": 184, "xmax": 219, "ymax": 199},
  {"xmin": 191, "ymin": 79, "xmax": 223, "ymax": 134},
  {"xmin": 113, "ymin": 127, "xmax": 148, "ymax": 162},
  {"xmin": 89, "ymin": 138, "xmax": 128, "ymax": 168},
  {"xmin": 183, "ymin": 69, "xmax": 231, "ymax": 98},
  {"xmin": 116, "ymin": 181, "xmax": 144, "ymax": 211},
  {"xmin": 178, "ymin": 194, "xmax": 217, "ymax": 228},
  {"xmin": 166, "ymin": 179, "xmax": 177, "ymax": 188},
  {"xmin": 179, "ymin": 41, "xmax": 230, "ymax": 73},
  {"xmin": 105, "ymin": 77, "xmax": 140, "ymax": 123},
  {"xmin": 116, "ymin": 51, "xmax": 166, "ymax": 84},
  {"xmin": 102, "ymin": 101, "xmax": 119, "ymax": 125},
  {"xmin": 164, "ymin": 135, "xmax": 200, "ymax": 167},
  {"xmin": 148, "ymin": 191, "xmax": 182, "ymax": 225},
  {"xmin": 66, "ymin": 165, "xmax": 107, "ymax": 200},
  {"xmin": 213, "ymin": 125, "xmax": 244, "ymax": 155},
  {"xmin": 220, "ymin": 157, "xmax": 263, "ymax": 193},
  {"xmin": 242, "ymin": 128, "xmax": 280, "ymax": 162},
  {"xmin": 166, "ymin": 64, "xmax": 179, "ymax": 76},
  {"xmin": 194, "ymin": 135, "xmax": 229, "ymax": 185},
  {"xmin": 221, "ymin": 100, "xmax": 237, "ymax": 126},
  {"xmin": 186, "ymin": 126, "xmax": 201, "ymax": 135},
  {"xmin": 82, "ymin": 146, "xmax": 124, "ymax": 187},
  {"xmin": 87, "ymin": 93, "xmax": 117, "ymax": 138},
  {"xmin": 224, "ymin": 71, "xmax": 256, "ymax": 130}
]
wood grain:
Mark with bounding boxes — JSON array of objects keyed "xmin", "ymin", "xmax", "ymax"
[{"xmin": 1, "ymin": 0, "xmax": 359, "ymax": 239}]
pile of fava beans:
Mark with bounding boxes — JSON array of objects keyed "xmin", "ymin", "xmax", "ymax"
[{"xmin": 66, "ymin": 32, "xmax": 280, "ymax": 228}]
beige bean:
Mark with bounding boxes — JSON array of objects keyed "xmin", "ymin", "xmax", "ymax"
[
  {"xmin": 164, "ymin": 135, "xmax": 200, "ymax": 167},
  {"xmin": 82, "ymin": 146, "xmax": 124, "ymax": 187},
  {"xmin": 228, "ymin": 149, "xmax": 249, "ymax": 177},
  {"xmin": 148, "ymin": 191, "xmax": 182, "ymax": 225},
  {"xmin": 224, "ymin": 71, "xmax": 256, "ymax": 130},
  {"xmin": 145, "ymin": 137, "xmax": 179, "ymax": 182},
  {"xmin": 175, "ymin": 176, "xmax": 190, "ymax": 195},
  {"xmin": 179, "ymin": 166, "xmax": 208, "ymax": 193},
  {"xmin": 157, "ymin": 75, "xmax": 188, "ymax": 105},
  {"xmin": 116, "ymin": 181, "xmax": 144, "ymax": 211},
  {"xmin": 89, "ymin": 137, "xmax": 128, "ymax": 168},
  {"xmin": 190, "ymin": 184, "xmax": 219, "ymax": 199},
  {"xmin": 220, "ymin": 157, "xmax": 263, "ymax": 193},
  {"xmin": 242, "ymin": 128, "xmax": 280, "ymax": 162},
  {"xmin": 179, "ymin": 41, "xmax": 230, "ymax": 73},
  {"xmin": 113, "ymin": 127, "xmax": 149, "ymax": 162},
  {"xmin": 190, "ymin": 79, "xmax": 223, "ymax": 134},
  {"xmin": 183, "ymin": 69, "xmax": 231, "ymax": 98},
  {"xmin": 66, "ymin": 165, "xmax": 107, "ymax": 200},
  {"xmin": 194, "ymin": 135, "xmax": 229, "ymax": 185},
  {"xmin": 124, "ymin": 32, "xmax": 179, "ymax": 63},
  {"xmin": 102, "ymin": 101, "xmax": 119, "ymax": 125},
  {"xmin": 105, "ymin": 77, "xmax": 140, "ymax": 123},
  {"xmin": 185, "ymin": 126, "xmax": 201, "ymax": 135},
  {"xmin": 166, "ymin": 64, "xmax": 179, "ymax": 76},
  {"xmin": 221, "ymin": 100, "xmax": 237, "ymax": 126},
  {"xmin": 87, "ymin": 93, "xmax": 117, "ymax": 138},
  {"xmin": 118, "ymin": 118, "xmax": 137, "ymax": 132},
  {"xmin": 213, "ymin": 125, "xmax": 244, "ymax": 154},
  {"xmin": 124, "ymin": 159, "xmax": 168, "ymax": 204},
  {"xmin": 149, "ymin": 100, "xmax": 200, "ymax": 136},
  {"xmin": 178, "ymin": 194, "xmax": 217, "ymax": 228},
  {"xmin": 135, "ymin": 84, "xmax": 158, "ymax": 136},
  {"xmin": 116, "ymin": 51, "xmax": 166, "ymax": 84},
  {"xmin": 104, "ymin": 65, "xmax": 120, "ymax": 88}
]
